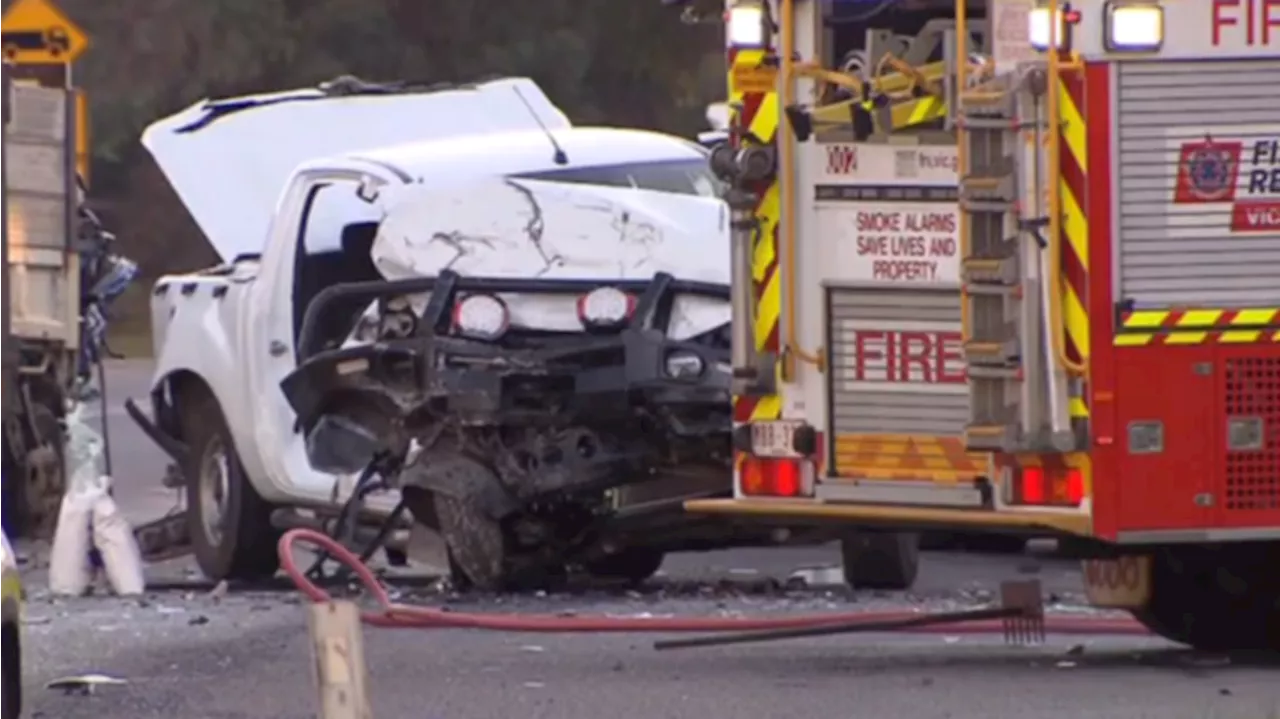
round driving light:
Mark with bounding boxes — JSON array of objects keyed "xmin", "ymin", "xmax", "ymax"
[
  {"xmin": 452, "ymin": 293, "xmax": 509, "ymax": 340},
  {"xmin": 577, "ymin": 287, "xmax": 635, "ymax": 328}
]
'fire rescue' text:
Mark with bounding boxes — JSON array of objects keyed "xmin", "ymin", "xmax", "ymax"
[
  {"xmin": 1174, "ymin": 137, "xmax": 1280, "ymax": 232},
  {"xmin": 1211, "ymin": 0, "xmax": 1280, "ymax": 47}
]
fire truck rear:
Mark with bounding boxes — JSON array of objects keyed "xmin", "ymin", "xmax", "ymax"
[
  {"xmin": 680, "ymin": 0, "xmax": 1012, "ymax": 589},
  {"xmin": 687, "ymin": 0, "xmax": 1280, "ymax": 651}
]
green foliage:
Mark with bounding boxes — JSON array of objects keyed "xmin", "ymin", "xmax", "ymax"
[{"xmin": 33, "ymin": 0, "xmax": 723, "ymax": 273}]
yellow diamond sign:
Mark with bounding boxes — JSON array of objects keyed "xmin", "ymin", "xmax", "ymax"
[{"xmin": 1, "ymin": 0, "xmax": 90, "ymax": 64}]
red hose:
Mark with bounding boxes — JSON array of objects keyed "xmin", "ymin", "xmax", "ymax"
[{"xmin": 279, "ymin": 527, "xmax": 1150, "ymax": 635}]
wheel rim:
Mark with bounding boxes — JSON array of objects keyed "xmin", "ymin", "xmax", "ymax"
[{"xmin": 197, "ymin": 436, "xmax": 232, "ymax": 547}]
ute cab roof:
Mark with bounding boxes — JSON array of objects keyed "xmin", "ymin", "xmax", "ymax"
[
  {"xmin": 142, "ymin": 76, "xmax": 572, "ymax": 260},
  {"xmin": 345, "ymin": 126, "xmax": 708, "ymax": 185}
]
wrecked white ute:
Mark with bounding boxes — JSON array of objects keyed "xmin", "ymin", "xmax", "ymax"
[{"xmin": 130, "ymin": 78, "xmax": 739, "ymax": 589}]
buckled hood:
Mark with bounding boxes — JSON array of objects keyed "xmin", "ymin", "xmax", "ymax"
[
  {"xmin": 141, "ymin": 77, "xmax": 570, "ymax": 261},
  {"xmin": 370, "ymin": 177, "xmax": 730, "ymax": 339}
]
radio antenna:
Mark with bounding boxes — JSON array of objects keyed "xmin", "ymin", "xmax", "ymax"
[{"xmin": 513, "ymin": 86, "xmax": 568, "ymax": 166}]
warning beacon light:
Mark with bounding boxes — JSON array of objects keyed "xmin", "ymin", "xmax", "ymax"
[
  {"xmin": 1028, "ymin": 4, "xmax": 1081, "ymax": 51},
  {"xmin": 726, "ymin": 0, "xmax": 768, "ymax": 49},
  {"xmin": 1104, "ymin": 2, "xmax": 1163, "ymax": 52}
]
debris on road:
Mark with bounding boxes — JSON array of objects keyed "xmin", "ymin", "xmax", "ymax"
[{"xmin": 46, "ymin": 674, "xmax": 128, "ymax": 696}]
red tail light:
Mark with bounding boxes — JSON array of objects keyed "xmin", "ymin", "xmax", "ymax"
[
  {"xmin": 739, "ymin": 457, "xmax": 804, "ymax": 498},
  {"xmin": 1016, "ymin": 465, "xmax": 1084, "ymax": 507}
]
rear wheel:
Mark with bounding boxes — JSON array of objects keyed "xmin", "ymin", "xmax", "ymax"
[
  {"xmin": 584, "ymin": 548, "xmax": 666, "ymax": 585},
  {"xmin": 1131, "ymin": 546, "xmax": 1280, "ymax": 652},
  {"xmin": 182, "ymin": 392, "xmax": 280, "ymax": 581},
  {"xmin": 841, "ymin": 531, "xmax": 920, "ymax": 591}
]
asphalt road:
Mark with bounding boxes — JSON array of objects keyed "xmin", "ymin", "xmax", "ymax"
[{"xmin": 10, "ymin": 360, "xmax": 1279, "ymax": 719}]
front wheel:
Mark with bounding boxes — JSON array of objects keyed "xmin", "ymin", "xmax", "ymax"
[
  {"xmin": 420, "ymin": 455, "xmax": 565, "ymax": 592},
  {"xmin": 182, "ymin": 393, "xmax": 280, "ymax": 582},
  {"xmin": 841, "ymin": 531, "xmax": 920, "ymax": 591}
]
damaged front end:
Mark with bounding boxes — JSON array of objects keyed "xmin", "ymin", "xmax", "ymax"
[{"xmin": 280, "ymin": 270, "xmax": 733, "ymax": 586}]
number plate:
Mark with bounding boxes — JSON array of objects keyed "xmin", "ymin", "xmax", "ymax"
[
  {"xmin": 1081, "ymin": 556, "xmax": 1152, "ymax": 608},
  {"xmin": 749, "ymin": 420, "xmax": 804, "ymax": 458}
]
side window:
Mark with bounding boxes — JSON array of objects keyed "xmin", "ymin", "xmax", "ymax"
[
  {"xmin": 299, "ymin": 183, "xmax": 381, "ymax": 255},
  {"xmin": 291, "ymin": 180, "xmax": 384, "ymax": 348}
]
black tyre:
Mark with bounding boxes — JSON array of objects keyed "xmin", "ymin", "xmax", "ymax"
[
  {"xmin": 1130, "ymin": 548, "xmax": 1280, "ymax": 652},
  {"xmin": 841, "ymin": 531, "xmax": 920, "ymax": 591},
  {"xmin": 435, "ymin": 493, "xmax": 509, "ymax": 591},
  {"xmin": 408, "ymin": 454, "xmax": 571, "ymax": 592},
  {"xmin": 585, "ymin": 548, "xmax": 666, "ymax": 585},
  {"xmin": 3, "ymin": 393, "xmax": 65, "ymax": 540},
  {"xmin": 182, "ymin": 392, "xmax": 280, "ymax": 581},
  {"xmin": 2, "ymin": 623, "xmax": 20, "ymax": 719}
]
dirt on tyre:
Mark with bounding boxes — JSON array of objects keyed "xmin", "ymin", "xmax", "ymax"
[
  {"xmin": 841, "ymin": 531, "xmax": 920, "ymax": 591},
  {"xmin": 584, "ymin": 547, "xmax": 665, "ymax": 585},
  {"xmin": 2, "ymin": 624, "xmax": 20, "ymax": 719},
  {"xmin": 425, "ymin": 455, "xmax": 568, "ymax": 592},
  {"xmin": 435, "ymin": 492, "xmax": 509, "ymax": 591},
  {"xmin": 181, "ymin": 391, "xmax": 280, "ymax": 581}
]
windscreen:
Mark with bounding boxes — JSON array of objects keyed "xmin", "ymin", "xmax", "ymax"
[{"xmin": 515, "ymin": 158, "xmax": 722, "ymax": 198}]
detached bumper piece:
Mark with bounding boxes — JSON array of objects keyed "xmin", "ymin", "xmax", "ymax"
[{"xmin": 280, "ymin": 270, "xmax": 731, "ymax": 427}]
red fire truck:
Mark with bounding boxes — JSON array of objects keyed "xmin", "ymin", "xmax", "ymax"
[{"xmin": 685, "ymin": 0, "xmax": 1280, "ymax": 652}]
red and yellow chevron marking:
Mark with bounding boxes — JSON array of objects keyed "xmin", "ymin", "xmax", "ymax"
[
  {"xmin": 728, "ymin": 46, "xmax": 783, "ymax": 427},
  {"xmin": 832, "ymin": 435, "xmax": 987, "ymax": 483},
  {"xmin": 1115, "ymin": 308, "xmax": 1280, "ymax": 346},
  {"xmin": 1059, "ymin": 71, "xmax": 1091, "ymax": 420}
]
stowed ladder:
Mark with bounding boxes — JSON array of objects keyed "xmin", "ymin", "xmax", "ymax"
[{"xmin": 957, "ymin": 68, "xmax": 1080, "ymax": 455}]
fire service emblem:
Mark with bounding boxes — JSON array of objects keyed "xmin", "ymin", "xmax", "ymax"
[{"xmin": 1174, "ymin": 137, "xmax": 1242, "ymax": 204}]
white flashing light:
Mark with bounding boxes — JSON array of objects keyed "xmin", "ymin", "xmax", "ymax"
[
  {"xmin": 726, "ymin": 1, "xmax": 767, "ymax": 49},
  {"xmin": 1105, "ymin": 3, "xmax": 1164, "ymax": 52},
  {"xmin": 577, "ymin": 287, "xmax": 634, "ymax": 328},
  {"xmin": 1028, "ymin": 8, "xmax": 1066, "ymax": 51},
  {"xmin": 453, "ymin": 294, "xmax": 509, "ymax": 340}
]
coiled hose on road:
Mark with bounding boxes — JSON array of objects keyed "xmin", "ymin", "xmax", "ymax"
[{"xmin": 279, "ymin": 528, "xmax": 1151, "ymax": 639}]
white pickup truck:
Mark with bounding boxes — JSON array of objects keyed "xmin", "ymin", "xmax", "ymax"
[{"xmin": 127, "ymin": 77, "xmax": 812, "ymax": 589}]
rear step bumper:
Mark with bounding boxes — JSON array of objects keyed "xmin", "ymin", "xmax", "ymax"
[
  {"xmin": 682, "ymin": 498, "xmax": 1092, "ymax": 537},
  {"xmin": 815, "ymin": 479, "xmax": 985, "ymax": 508}
]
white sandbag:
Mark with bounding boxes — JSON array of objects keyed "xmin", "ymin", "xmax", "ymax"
[
  {"xmin": 49, "ymin": 399, "xmax": 139, "ymax": 596},
  {"xmin": 48, "ymin": 490, "xmax": 95, "ymax": 596},
  {"xmin": 91, "ymin": 488, "xmax": 145, "ymax": 595}
]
